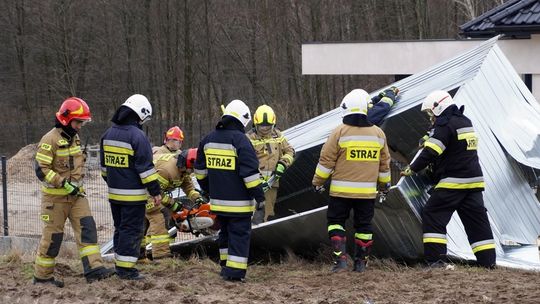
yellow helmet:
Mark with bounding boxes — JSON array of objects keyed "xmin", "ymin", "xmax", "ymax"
[{"xmin": 253, "ymin": 105, "xmax": 276, "ymax": 126}]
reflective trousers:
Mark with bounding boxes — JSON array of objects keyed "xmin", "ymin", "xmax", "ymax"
[
  {"xmin": 34, "ymin": 195, "xmax": 103, "ymax": 279},
  {"xmin": 263, "ymin": 187, "xmax": 278, "ymax": 221},
  {"xmin": 217, "ymin": 215, "xmax": 252, "ymax": 279},
  {"xmin": 110, "ymin": 203, "xmax": 146, "ymax": 275},
  {"xmin": 144, "ymin": 204, "xmax": 172, "ymax": 258},
  {"xmin": 422, "ymin": 190, "xmax": 496, "ymax": 267},
  {"xmin": 327, "ymin": 196, "xmax": 375, "ymax": 240}
]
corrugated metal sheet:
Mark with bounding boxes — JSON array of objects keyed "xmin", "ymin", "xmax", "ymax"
[{"xmin": 173, "ymin": 36, "xmax": 540, "ymax": 269}]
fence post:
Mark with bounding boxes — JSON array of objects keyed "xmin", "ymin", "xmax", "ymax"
[{"xmin": 2, "ymin": 156, "xmax": 7, "ymax": 236}]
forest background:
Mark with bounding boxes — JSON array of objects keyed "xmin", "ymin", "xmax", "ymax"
[{"xmin": 0, "ymin": 0, "xmax": 505, "ymax": 156}]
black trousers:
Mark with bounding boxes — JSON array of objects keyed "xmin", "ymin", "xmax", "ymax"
[
  {"xmin": 422, "ymin": 190, "xmax": 496, "ymax": 267},
  {"xmin": 217, "ymin": 215, "xmax": 252, "ymax": 279},
  {"xmin": 327, "ymin": 196, "xmax": 375, "ymax": 240},
  {"xmin": 110, "ymin": 203, "xmax": 146, "ymax": 274}
]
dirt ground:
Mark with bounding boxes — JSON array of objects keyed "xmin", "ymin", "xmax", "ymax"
[{"xmin": 1, "ymin": 252, "xmax": 540, "ymax": 304}]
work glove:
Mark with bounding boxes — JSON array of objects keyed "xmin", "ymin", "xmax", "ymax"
[
  {"xmin": 195, "ymin": 196, "xmax": 207, "ymax": 205},
  {"xmin": 274, "ymin": 163, "xmax": 286, "ymax": 178},
  {"xmin": 400, "ymin": 166, "xmax": 414, "ymax": 177},
  {"xmin": 312, "ymin": 185, "xmax": 325, "ymax": 194},
  {"xmin": 256, "ymin": 200, "xmax": 265, "ymax": 211},
  {"xmin": 418, "ymin": 134, "xmax": 430, "ymax": 148},
  {"xmin": 261, "ymin": 181, "xmax": 270, "ymax": 192},
  {"xmin": 378, "ymin": 182, "xmax": 391, "ymax": 192},
  {"xmin": 63, "ymin": 179, "xmax": 80, "ymax": 196}
]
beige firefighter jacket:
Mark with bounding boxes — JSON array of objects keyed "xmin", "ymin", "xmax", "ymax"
[
  {"xmin": 312, "ymin": 124, "xmax": 391, "ymax": 199},
  {"xmin": 35, "ymin": 128, "xmax": 85, "ymax": 202},
  {"xmin": 152, "ymin": 144, "xmax": 177, "ymax": 155},
  {"xmin": 247, "ymin": 128, "xmax": 295, "ymax": 188},
  {"xmin": 146, "ymin": 152, "xmax": 201, "ymax": 209}
]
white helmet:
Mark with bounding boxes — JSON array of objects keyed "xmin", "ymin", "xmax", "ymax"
[
  {"xmin": 222, "ymin": 99, "xmax": 251, "ymax": 127},
  {"xmin": 421, "ymin": 90, "xmax": 454, "ymax": 117},
  {"xmin": 340, "ymin": 89, "xmax": 370, "ymax": 117},
  {"xmin": 122, "ymin": 94, "xmax": 152, "ymax": 124}
]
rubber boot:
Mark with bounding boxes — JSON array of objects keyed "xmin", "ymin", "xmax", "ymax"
[
  {"xmin": 85, "ymin": 267, "xmax": 116, "ymax": 283},
  {"xmin": 353, "ymin": 239, "xmax": 372, "ymax": 272},
  {"xmin": 330, "ymin": 236, "xmax": 347, "ymax": 272},
  {"xmin": 33, "ymin": 276, "xmax": 64, "ymax": 288}
]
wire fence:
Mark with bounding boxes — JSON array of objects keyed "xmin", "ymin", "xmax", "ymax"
[{"xmin": 0, "ymin": 154, "xmax": 198, "ymax": 245}]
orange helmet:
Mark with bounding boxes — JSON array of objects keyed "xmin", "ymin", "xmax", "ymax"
[
  {"xmin": 164, "ymin": 126, "xmax": 184, "ymax": 142},
  {"xmin": 177, "ymin": 148, "xmax": 198, "ymax": 170},
  {"xmin": 55, "ymin": 97, "xmax": 91, "ymax": 126}
]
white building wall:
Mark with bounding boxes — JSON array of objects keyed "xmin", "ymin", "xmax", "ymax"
[{"xmin": 302, "ymin": 35, "xmax": 540, "ymax": 103}]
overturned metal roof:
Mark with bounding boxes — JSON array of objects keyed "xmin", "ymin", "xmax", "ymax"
[{"xmin": 173, "ymin": 36, "xmax": 540, "ymax": 269}]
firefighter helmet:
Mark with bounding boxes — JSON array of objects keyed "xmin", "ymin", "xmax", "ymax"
[
  {"xmin": 222, "ymin": 99, "xmax": 251, "ymax": 127},
  {"xmin": 421, "ymin": 90, "xmax": 454, "ymax": 117},
  {"xmin": 253, "ymin": 105, "xmax": 276, "ymax": 126},
  {"xmin": 177, "ymin": 148, "xmax": 198, "ymax": 170},
  {"xmin": 122, "ymin": 94, "xmax": 152, "ymax": 124},
  {"xmin": 55, "ymin": 97, "xmax": 92, "ymax": 126},
  {"xmin": 340, "ymin": 89, "xmax": 370, "ymax": 117},
  {"xmin": 165, "ymin": 126, "xmax": 184, "ymax": 142}
]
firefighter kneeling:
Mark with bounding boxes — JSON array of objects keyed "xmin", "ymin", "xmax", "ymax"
[{"xmin": 143, "ymin": 148, "xmax": 205, "ymax": 260}]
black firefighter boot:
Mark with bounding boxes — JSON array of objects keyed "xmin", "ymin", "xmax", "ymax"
[
  {"xmin": 85, "ymin": 267, "xmax": 116, "ymax": 283},
  {"xmin": 330, "ymin": 236, "xmax": 347, "ymax": 272},
  {"xmin": 353, "ymin": 239, "xmax": 372, "ymax": 272}
]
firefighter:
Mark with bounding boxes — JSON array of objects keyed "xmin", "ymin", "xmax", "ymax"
[
  {"xmin": 195, "ymin": 99, "xmax": 265, "ymax": 282},
  {"xmin": 143, "ymin": 148, "xmax": 204, "ymax": 260},
  {"xmin": 100, "ymin": 94, "xmax": 162, "ymax": 280},
  {"xmin": 312, "ymin": 89, "xmax": 391, "ymax": 273},
  {"xmin": 33, "ymin": 97, "xmax": 115, "ymax": 287},
  {"xmin": 401, "ymin": 90, "xmax": 496, "ymax": 268},
  {"xmin": 153, "ymin": 126, "xmax": 184, "ymax": 155},
  {"xmin": 367, "ymin": 86, "xmax": 399, "ymax": 126},
  {"xmin": 247, "ymin": 105, "xmax": 295, "ymax": 224}
]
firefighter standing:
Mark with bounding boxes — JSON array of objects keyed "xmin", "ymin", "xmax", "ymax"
[
  {"xmin": 33, "ymin": 97, "xmax": 115, "ymax": 287},
  {"xmin": 312, "ymin": 89, "xmax": 391, "ymax": 273},
  {"xmin": 247, "ymin": 105, "xmax": 295, "ymax": 224},
  {"xmin": 143, "ymin": 148, "xmax": 203, "ymax": 259},
  {"xmin": 100, "ymin": 94, "xmax": 162, "ymax": 280},
  {"xmin": 153, "ymin": 126, "xmax": 184, "ymax": 155},
  {"xmin": 401, "ymin": 90, "xmax": 496, "ymax": 268},
  {"xmin": 195, "ymin": 99, "xmax": 265, "ymax": 282}
]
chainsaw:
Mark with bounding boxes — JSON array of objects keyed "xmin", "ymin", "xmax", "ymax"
[{"xmin": 170, "ymin": 195, "xmax": 219, "ymax": 237}]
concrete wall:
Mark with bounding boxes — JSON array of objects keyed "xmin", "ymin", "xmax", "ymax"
[{"xmin": 302, "ymin": 35, "xmax": 540, "ymax": 102}]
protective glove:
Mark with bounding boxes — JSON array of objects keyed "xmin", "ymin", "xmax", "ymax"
[
  {"xmin": 418, "ymin": 134, "xmax": 430, "ymax": 148},
  {"xmin": 275, "ymin": 163, "xmax": 286, "ymax": 178},
  {"xmin": 312, "ymin": 185, "xmax": 325, "ymax": 194},
  {"xmin": 261, "ymin": 181, "xmax": 270, "ymax": 192},
  {"xmin": 195, "ymin": 196, "xmax": 207, "ymax": 205},
  {"xmin": 63, "ymin": 179, "xmax": 80, "ymax": 196},
  {"xmin": 400, "ymin": 166, "xmax": 414, "ymax": 177},
  {"xmin": 378, "ymin": 182, "xmax": 391, "ymax": 192},
  {"xmin": 256, "ymin": 200, "xmax": 265, "ymax": 211}
]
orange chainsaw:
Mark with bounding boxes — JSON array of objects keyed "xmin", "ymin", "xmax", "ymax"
[{"xmin": 170, "ymin": 196, "xmax": 219, "ymax": 236}]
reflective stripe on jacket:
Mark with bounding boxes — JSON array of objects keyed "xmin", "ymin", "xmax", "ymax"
[
  {"xmin": 312, "ymin": 123, "xmax": 390, "ymax": 199},
  {"xmin": 35, "ymin": 128, "xmax": 85, "ymax": 201},
  {"xmin": 100, "ymin": 123, "xmax": 160, "ymax": 205},
  {"xmin": 410, "ymin": 105, "xmax": 484, "ymax": 191},
  {"xmin": 195, "ymin": 119, "xmax": 264, "ymax": 217},
  {"xmin": 246, "ymin": 128, "xmax": 295, "ymax": 187}
]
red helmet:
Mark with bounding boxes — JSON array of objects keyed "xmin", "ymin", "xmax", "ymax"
[
  {"xmin": 164, "ymin": 126, "xmax": 184, "ymax": 143},
  {"xmin": 55, "ymin": 97, "xmax": 91, "ymax": 126},
  {"xmin": 177, "ymin": 148, "xmax": 198, "ymax": 170}
]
